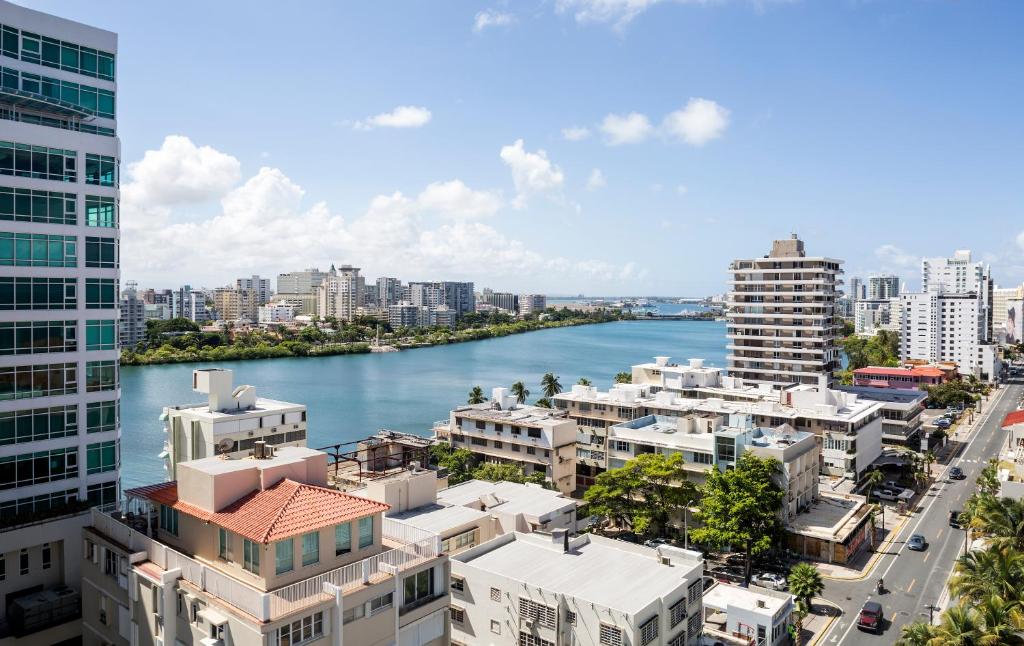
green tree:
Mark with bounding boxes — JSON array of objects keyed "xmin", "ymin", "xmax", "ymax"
[
  {"xmin": 577, "ymin": 377, "xmax": 592, "ymax": 386},
  {"xmin": 978, "ymin": 459, "xmax": 1001, "ymax": 496},
  {"xmin": 428, "ymin": 443, "xmax": 474, "ymax": 485},
  {"xmin": 510, "ymin": 381, "xmax": 530, "ymax": 404},
  {"xmin": 788, "ymin": 563, "xmax": 824, "ymax": 646},
  {"xmin": 895, "ymin": 621, "xmax": 936, "ymax": 646},
  {"xmin": 931, "ymin": 605, "xmax": 984, "ymax": 645},
  {"xmin": 971, "ymin": 496, "xmax": 1024, "ymax": 552},
  {"xmin": 535, "ymin": 397, "xmax": 552, "ymax": 408},
  {"xmin": 472, "ymin": 462, "xmax": 529, "ymax": 483},
  {"xmin": 540, "ymin": 373, "xmax": 563, "ymax": 399},
  {"xmin": 467, "ymin": 386, "xmax": 487, "ymax": 405},
  {"xmin": 949, "ymin": 546, "xmax": 1024, "ymax": 604},
  {"xmin": 584, "ymin": 453, "xmax": 696, "ymax": 538},
  {"xmin": 864, "ymin": 468, "xmax": 885, "ymax": 504},
  {"xmin": 614, "ymin": 371, "xmax": 632, "ymax": 384},
  {"xmin": 692, "ymin": 453, "xmax": 784, "ymax": 585}
]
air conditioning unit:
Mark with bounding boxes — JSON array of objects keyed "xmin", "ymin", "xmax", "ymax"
[{"xmin": 524, "ymin": 619, "xmax": 535, "ymax": 628}]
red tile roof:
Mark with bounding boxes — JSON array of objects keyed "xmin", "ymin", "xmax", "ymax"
[
  {"xmin": 1003, "ymin": 411, "xmax": 1024, "ymax": 429},
  {"xmin": 853, "ymin": 366, "xmax": 945, "ymax": 378},
  {"xmin": 125, "ymin": 479, "xmax": 390, "ymax": 544}
]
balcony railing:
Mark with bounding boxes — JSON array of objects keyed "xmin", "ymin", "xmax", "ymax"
[{"xmin": 91, "ymin": 506, "xmax": 440, "ymax": 622}]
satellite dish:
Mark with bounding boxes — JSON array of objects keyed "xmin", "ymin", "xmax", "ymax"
[{"xmin": 217, "ymin": 437, "xmax": 236, "ymax": 454}]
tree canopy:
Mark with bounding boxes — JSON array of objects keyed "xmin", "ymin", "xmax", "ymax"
[{"xmin": 585, "ymin": 452, "xmax": 697, "ymax": 537}]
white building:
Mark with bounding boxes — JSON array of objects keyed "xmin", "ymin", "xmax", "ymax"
[
  {"xmin": 921, "ymin": 249, "xmax": 994, "ymax": 341},
  {"xmin": 451, "ymin": 531, "xmax": 705, "ymax": 646},
  {"xmin": 318, "ymin": 264, "xmax": 365, "ymax": 321},
  {"xmin": 993, "ymin": 284, "xmax": 1024, "ymax": 345},
  {"xmin": 376, "ymin": 276, "xmax": 403, "ymax": 307},
  {"xmin": 276, "ymin": 267, "xmax": 328, "ymax": 295},
  {"xmin": 0, "ymin": 2, "xmax": 120, "ymax": 642},
  {"xmin": 702, "ymin": 583, "xmax": 794, "ymax": 646},
  {"xmin": 235, "ymin": 274, "xmax": 272, "ymax": 305},
  {"xmin": 162, "ymin": 369, "xmax": 308, "ymax": 479},
  {"xmin": 120, "ymin": 281, "xmax": 146, "ymax": 348},
  {"xmin": 854, "ymin": 298, "xmax": 901, "ymax": 336},
  {"xmin": 727, "ymin": 235, "xmax": 844, "ymax": 388},
  {"xmin": 901, "ymin": 290, "xmax": 1000, "ymax": 379},
  {"xmin": 258, "ymin": 301, "xmax": 298, "ymax": 324},
  {"xmin": 518, "ymin": 294, "xmax": 547, "ymax": 316},
  {"xmin": 867, "ymin": 274, "xmax": 900, "ymax": 300}
]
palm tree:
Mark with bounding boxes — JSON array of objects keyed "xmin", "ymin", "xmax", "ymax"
[
  {"xmin": 577, "ymin": 377, "xmax": 592, "ymax": 386},
  {"xmin": 973, "ymin": 496, "xmax": 1024, "ymax": 551},
  {"xmin": 467, "ymin": 386, "xmax": 487, "ymax": 405},
  {"xmin": 540, "ymin": 373, "xmax": 563, "ymax": 399},
  {"xmin": 535, "ymin": 397, "xmax": 552, "ymax": 408},
  {"xmin": 864, "ymin": 468, "xmax": 885, "ymax": 504},
  {"xmin": 931, "ymin": 604, "xmax": 984, "ymax": 645},
  {"xmin": 974, "ymin": 594, "xmax": 1024, "ymax": 644},
  {"xmin": 895, "ymin": 620, "xmax": 936, "ymax": 646},
  {"xmin": 949, "ymin": 547, "xmax": 1024, "ymax": 603},
  {"xmin": 787, "ymin": 562, "xmax": 824, "ymax": 645},
  {"xmin": 923, "ymin": 450, "xmax": 937, "ymax": 482},
  {"xmin": 614, "ymin": 371, "xmax": 631, "ymax": 384},
  {"xmin": 510, "ymin": 381, "xmax": 529, "ymax": 405}
]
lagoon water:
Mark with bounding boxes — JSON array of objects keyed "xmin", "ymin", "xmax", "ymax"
[{"xmin": 120, "ymin": 319, "xmax": 727, "ymax": 487}]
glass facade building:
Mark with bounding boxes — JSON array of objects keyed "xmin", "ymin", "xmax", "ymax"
[{"xmin": 0, "ymin": 1, "xmax": 119, "ymax": 639}]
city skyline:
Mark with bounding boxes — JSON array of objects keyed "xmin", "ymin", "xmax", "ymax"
[{"xmin": 20, "ymin": 0, "xmax": 1024, "ymax": 294}]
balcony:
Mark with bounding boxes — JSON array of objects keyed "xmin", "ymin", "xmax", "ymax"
[{"xmin": 90, "ymin": 507, "xmax": 439, "ymax": 622}]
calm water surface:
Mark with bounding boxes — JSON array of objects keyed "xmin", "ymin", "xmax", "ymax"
[{"xmin": 120, "ymin": 320, "xmax": 727, "ymax": 487}]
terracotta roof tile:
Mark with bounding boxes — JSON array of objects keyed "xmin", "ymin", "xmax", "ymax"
[
  {"xmin": 853, "ymin": 366, "xmax": 945, "ymax": 378},
  {"xmin": 1003, "ymin": 410, "xmax": 1024, "ymax": 429},
  {"xmin": 125, "ymin": 479, "xmax": 390, "ymax": 544}
]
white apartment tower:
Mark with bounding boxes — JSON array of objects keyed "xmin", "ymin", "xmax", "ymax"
[
  {"xmin": 867, "ymin": 274, "xmax": 900, "ymax": 300},
  {"xmin": 921, "ymin": 250, "xmax": 993, "ymax": 341},
  {"xmin": 376, "ymin": 276, "xmax": 402, "ymax": 307},
  {"xmin": 318, "ymin": 264, "xmax": 365, "ymax": 322},
  {"xmin": 0, "ymin": 2, "xmax": 120, "ymax": 641},
  {"xmin": 727, "ymin": 235, "xmax": 844, "ymax": 388}
]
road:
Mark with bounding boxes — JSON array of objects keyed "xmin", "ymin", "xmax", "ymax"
[{"xmin": 823, "ymin": 380, "xmax": 1023, "ymax": 645}]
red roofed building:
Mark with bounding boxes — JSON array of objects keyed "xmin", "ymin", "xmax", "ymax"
[
  {"xmin": 853, "ymin": 365, "xmax": 954, "ymax": 390},
  {"xmin": 83, "ymin": 446, "xmax": 450, "ymax": 646}
]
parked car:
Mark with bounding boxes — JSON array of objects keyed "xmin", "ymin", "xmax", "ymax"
[
  {"xmin": 935, "ymin": 418, "xmax": 952, "ymax": 429},
  {"xmin": 950, "ymin": 510, "xmax": 962, "ymax": 528},
  {"xmin": 754, "ymin": 572, "xmax": 788, "ymax": 591},
  {"xmin": 907, "ymin": 534, "xmax": 927, "ymax": 551},
  {"xmin": 949, "ymin": 467, "xmax": 965, "ymax": 480},
  {"xmin": 644, "ymin": 538, "xmax": 670, "ymax": 548},
  {"xmin": 858, "ymin": 601, "xmax": 884, "ymax": 634},
  {"xmin": 709, "ymin": 566, "xmax": 745, "ymax": 584},
  {"xmin": 874, "ymin": 488, "xmax": 901, "ymax": 501}
]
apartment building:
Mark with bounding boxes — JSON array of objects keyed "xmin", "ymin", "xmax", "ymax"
[
  {"xmin": 406, "ymin": 282, "xmax": 475, "ymax": 320},
  {"xmin": 82, "ymin": 446, "xmax": 450, "ymax": 646},
  {"xmin": 901, "ymin": 290, "xmax": 1000, "ymax": 379},
  {"xmin": 0, "ymin": 2, "xmax": 120, "ymax": 641},
  {"xmin": 854, "ymin": 298, "xmax": 901, "ymax": 336},
  {"xmin": 432, "ymin": 388, "xmax": 577, "ymax": 495},
  {"xmin": 727, "ymin": 234, "xmax": 844, "ymax": 389},
  {"xmin": 120, "ymin": 281, "xmax": 145, "ymax": 349},
  {"xmin": 480, "ymin": 290, "xmax": 518, "ymax": 313},
  {"xmin": 852, "ymin": 365, "xmax": 952, "ymax": 390},
  {"xmin": 518, "ymin": 294, "xmax": 546, "ymax": 316},
  {"xmin": 451, "ymin": 531, "xmax": 705, "ymax": 646},
  {"xmin": 258, "ymin": 302, "xmax": 298, "ymax": 325},
  {"xmin": 318, "ymin": 265, "xmax": 365, "ymax": 322},
  {"xmin": 994, "ymin": 284, "xmax": 1024, "ymax": 345},
  {"xmin": 922, "ymin": 249, "xmax": 993, "ymax": 341},
  {"xmin": 236, "ymin": 275, "xmax": 271, "ymax": 306},
  {"xmin": 162, "ymin": 369, "xmax": 307, "ymax": 479},
  {"xmin": 847, "ymin": 277, "xmax": 865, "ymax": 303},
  {"xmin": 702, "ymin": 583, "xmax": 794, "ymax": 646},
  {"xmin": 867, "ymin": 274, "xmax": 900, "ymax": 300},
  {"xmin": 839, "ymin": 386, "xmax": 926, "ymax": 448},
  {"xmin": 276, "ymin": 268, "xmax": 328, "ymax": 296},
  {"xmin": 376, "ymin": 277, "xmax": 402, "ymax": 308}
]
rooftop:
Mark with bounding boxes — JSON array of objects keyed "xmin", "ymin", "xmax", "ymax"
[
  {"xmin": 388, "ymin": 504, "xmax": 491, "ymax": 536},
  {"xmin": 125, "ymin": 478, "xmax": 389, "ymax": 543},
  {"xmin": 703, "ymin": 582, "xmax": 793, "ymax": 616},
  {"xmin": 454, "ymin": 532, "xmax": 703, "ymax": 615},
  {"xmin": 1003, "ymin": 411, "xmax": 1024, "ymax": 429},
  {"xmin": 164, "ymin": 396, "xmax": 305, "ymax": 420},
  {"xmin": 451, "ymin": 402, "xmax": 570, "ymax": 426},
  {"xmin": 838, "ymin": 385, "xmax": 927, "ymax": 404},
  {"xmin": 854, "ymin": 366, "xmax": 946, "ymax": 378},
  {"xmin": 437, "ymin": 480, "xmax": 576, "ymax": 520},
  {"xmin": 786, "ymin": 492, "xmax": 870, "ymax": 540}
]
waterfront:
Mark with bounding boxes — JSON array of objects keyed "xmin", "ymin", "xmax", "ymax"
[{"xmin": 120, "ymin": 319, "xmax": 726, "ymax": 487}]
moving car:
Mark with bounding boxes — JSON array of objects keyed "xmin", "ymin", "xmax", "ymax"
[
  {"xmin": 907, "ymin": 534, "xmax": 927, "ymax": 551},
  {"xmin": 858, "ymin": 601, "xmax": 884, "ymax": 634},
  {"xmin": 950, "ymin": 466, "xmax": 965, "ymax": 480},
  {"xmin": 950, "ymin": 510, "xmax": 962, "ymax": 528},
  {"xmin": 754, "ymin": 572, "xmax": 788, "ymax": 591}
]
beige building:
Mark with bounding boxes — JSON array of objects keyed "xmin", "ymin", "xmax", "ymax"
[
  {"xmin": 82, "ymin": 446, "xmax": 450, "ymax": 646},
  {"xmin": 318, "ymin": 265, "xmax": 365, "ymax": 322},
  {"xmin": 727, "ymin": 234, "xmax": 844, "ymax": 389},
  {"xmin": 432, "ymin": 388, "xmax": 577, "ymax": 495}
]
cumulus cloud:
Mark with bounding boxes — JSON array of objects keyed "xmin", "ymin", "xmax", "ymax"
[
  {"xmin": 600, "ymin": 112, "xmax": 653, "ymax": 145},
  {"xmin": 353, "ymin": 106, "xmax": 432, "ymax": 130},
  {"xmin": 473, "ymin": 9, "xmax": 516, "ymax": 32},
  {"xmin": 499, "ymin": 139, "xmax": 565, "ymax": 208},
  {"xmin": 122, "ymin": 135, "xmax": 241, "ymax": 207},
  {"xmin": 561, "ymin": 126, "xmax": 591, "ymax": 141},
  {"xmin": 121, "ymin": 136, "xmax": 635, "ymax": 288},
  {"xmin": 556, "ymin": 0, "xmax": 664, "ymax": 27},
  {"xmin": 874, "ymin": 244, "xmax": 920, "ymax": 269},
  {"xmin": 586, "ymin": 168, "xmax": 606, "ymax": 191},
  {"xmin": 662, "ymin": 98, "xmax": 730, "ymax": 146}
]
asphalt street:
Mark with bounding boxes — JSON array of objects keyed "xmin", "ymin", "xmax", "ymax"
[{"xmin": 823, "ymin": 380, "xmax": 1024, "ymax": 645}]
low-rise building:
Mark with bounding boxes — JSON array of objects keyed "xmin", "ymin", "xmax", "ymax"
[
  {"xmin": 437, "ymin": 479, "xmax": 579, "ymax": 536},
  {"xmin": 451, "ymin": 531, "xmax": 705, "ymax": 646},
  {"xmin": 853, "ymin": 365, "xmax": 953, "ymax": 390},
  {"xmin": 785, "ymin": 491, "xmax": 874, "ymax": 564},
  {"xmin": 518, "ymin": 294, "xmax": 547, "ymax": 316},
  {"xmin": 258, "ymin": 302, "xmax": 299, "ymax": 324},
  {"xmin": 82, "ymin": 446, "xmax": 450, "ymax": 646},
  {"xmin": 838, "ymin": 386, "xmax": 926, "ymax": 448},
  {"xmin": 433, "ymin": 388, "xmax": 577, "ymax": 495},
  {"xmin": 162, "ymin": 369, "xmax": 308, "ymax": 479},
  {"xmin": 702, "ymin": 583, "xmax": 794, "ymax": 646}
]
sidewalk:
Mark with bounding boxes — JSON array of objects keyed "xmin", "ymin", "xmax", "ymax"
[
  {"xmin": 816, "ymin": 512, "xmax": 909, "ymax": 580},
  {"xmin": 804, "ymin": 598, "xmax": 843, "ymax": 646}
]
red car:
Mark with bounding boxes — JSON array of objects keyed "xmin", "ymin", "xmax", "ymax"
[{"xmin": 858, "ymin": 601, "xmax": 884, "ymax": 634}]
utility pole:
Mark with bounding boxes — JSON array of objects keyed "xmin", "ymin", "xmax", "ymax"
[{"xmin": 926, "ymin": 603, "xmax": 940, "ymax": 625}]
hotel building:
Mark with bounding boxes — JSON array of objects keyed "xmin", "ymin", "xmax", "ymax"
[
  {"xmin": 727, "ymin": 235, "xmax": 844, "ymax": 389},
  {"xmin": 0, "ymin": 2, "xmax": 120, "ymax": 641}
]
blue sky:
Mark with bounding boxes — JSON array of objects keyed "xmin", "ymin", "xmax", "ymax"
[{"xmin": 23, "ymin": 0, "xmax": 1024, "ymax": 295}]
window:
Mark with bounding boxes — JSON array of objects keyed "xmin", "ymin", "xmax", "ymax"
[
  {"xmin": 218, "ymin": 528, "xmax": 231, "ymax": 560},
  {"xmin": 639, "ymin": 616, "xmax": 659, "ymax": 645},
  {"xmin": 0, "ymin": 446, "xmax": 77, "ymax": 489},
  {"xmin": 528, "ymin": 428, "xmax": 542, "ymax": 439},
  {"xmin": 526, "ymin": 446, "xmax": 536, "ymax": 455},
  {"xmin": 475, "ymin": 420, "xmax": 486, "ymax": 430},
  {"xmin": 0, "ymin": 187, "xmax": 75, "ymax": 225},
  {"xmin": 0, "ymin": 277, "xmax": 76, "ymax": 310},
  {"xmin": 278, "ymin": 611, "xmax": 324, "ymax": 645},
  {"xmin": 342, "ymin": 604, "xmax": 364, "ymax": 625},
  {"xmin": 599, "ymin": 624, "xmax": 623, "ymax": 646},
  {"xmin": 86, "ymin": 400, "xmax": 117, "ymax": 433},
  {"xmin": 85, "ymin": 360, "xmax": 117, "ymax": 392},
  {"xmin": 450, "ymin": 576, "xmax": 465, "ymax": 592},
  {"xmin": 19, "ymin": 549, "xmax": 28, "ymax": 575},
  {"xmin": 369, "ymin": 592, "xmax": 392, "ymax": 614},
  {"xmin": 0, "ymin": 141, "xmax": 76, "ymax": 182},
  {"xmin": 670, "ymin": 598, "xmax": 686, "ymax": 627},
  {"xmin": 687, "ymin": 613, "xmax": 700, "ymax": 638},
  {"xmin": 403, "ymin": 568, "xmax": 434, "ymax": 606},
  {"xmin": 519, "ymin": 633, "xmax": 554, "ymax": 646},
  {"xmin": 335, "ymin": 522, "xmax": 351, "ymax": 555},
  {"xmin": 687, "ymin": 580, "xmax": 701, "ymax": 604},
  {"xmin": 85, "ymin": 278, "xmax": 117, "ymax": 308},
  {"xmin": 691, "ymin": 451, "xmax": 714, "ymax": 465},
  {"xmin": 86, "ymin": 440, "xmax": 117, "ymax": 474},
  {"xmin": 566, "ymin": 610, "xmax": 577, "ymax": 625},
  {"xmin": 243, "ymin": 539, "xmax": 259, "ymax": 574},
  {"xmin": 42, "ymin": 543, "xmax": 51, "ymax": 569},
  {"xmin": 301, "ymin": 531, "xmax": 319, "ymax": 566},
  {"xmin": 85, "ymin": 195, "xmax": 117, "ymax": 227},
  {"xmin": 159, "ymin": 504, "xmax": 178, "ymax": 535},
  {"xmin": 0, "ymin": 320, "xmax": 76, "ymax": 355},
  {"xmin": 490, "ymin": 587, "xmax": 501, "ymax": 602},
  {"xmin": 0, "ymin": 405, "xmax": 77, "ymax": 445},
  {"xmin": 518, "ymin": 598, "xmax": 556, "ymax": 629},
  {"xmin": 441, "ymin": 527, "xmax": 480, "ymax": 554},
  {"xmin": 491, "ymin": 619, "xmax": 501, "ymax": 634},
  {"xmin": 87, "ymin": 481, "xmax": 115, "ymax": 507},
  {"xmin": 0, "ymin": 232, "xmax": 76, "ymax": 267},
  {"xmin": 86, "ymin": 320, "xmax": 116, "ymax": 350},
  {"xmin": 275, "ymin": 539, "xmax": 293, "ymax": 574},
  {"xmin": 668, "ymin": 634, "xmax": 686, "ymax": 646},
  {"xmin": 84, "ymin": 154, "xmax": 117, "ymax": 186},
  {"xmin": 85, "ymin": 236, "xmax": 117, "ymax": 268},
  {"xmin": 0, "ymin": 362, "xmax": 76, "ymax": 400},
  {"xmin": 716, "ymin": 436, "xmax": 736, "ymax": 462},
  {"xmin": 358, "ymin": 516, "xmax": 373, "ymax": 549},
  {"xmin": 450, "ymin": 606, "xmax": 465, "ymax": 624}
]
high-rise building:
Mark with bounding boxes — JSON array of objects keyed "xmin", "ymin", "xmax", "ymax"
[
  {"xmin": 727, "ymin": 235, "xmax": 844, "ymax": 388},
  {"xmin": 211, "ymin": 286, "xmax": 241, "ymax": 321},
  {"xmin": 120, "ymin": 281, "xmax": 146, "ymax": 348},
  {"xmin": 236, "ymin": 274, "xmax": 271, "ymax": 304},
  {"xmin": 921, "ymin": 250, "xmax": 993, "ymax": 341},
  {"xmin": 481, "ymin": 290, "xmax": 518, "ymax": 312},
  {"xmin": 518, "ymin": 293, "xmax": 547, "ymax": 316},
  {"xmin": 867, "ymin": 274, "xmax": 900, "ymax": 300},
  {"xmin": 994, "ymin": 285, "xmax": 1024, "ymax": 345},
  {"xmin": 848, "ymin": 277, "xmax": 865, "ymax": 302},
  {"xmin": 0, "ymin": 2, "xmax": 120, "ymax": 640},
  {"xmin": 376, "ymin": 276, "xmax": 402, "ymax": 307},
  {"xmin": 406, "ymin": 281, "xmax": 475, "ymax": 319},
  {"xmin": 318, "ymin": 264, "xmax": 364, "ymax": 321},
  {"xmin": 276, "ymin": 267, "xmax": 328, "ymax": 295}
]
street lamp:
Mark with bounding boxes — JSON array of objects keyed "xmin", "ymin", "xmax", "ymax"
[{"xmin": 926, "ymin": 603, "xmax": 941, "ymax": 625}]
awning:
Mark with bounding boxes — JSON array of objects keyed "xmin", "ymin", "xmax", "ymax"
[
  {"xmin": 0, "ymin": 88, "xmax": 92, "ymax": 118},
  {"xmin": 198, "ymin": 607, "xmax": 229, "ymax": 626}
]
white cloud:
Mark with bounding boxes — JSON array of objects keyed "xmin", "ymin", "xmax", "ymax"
[
  {"xmin": 561, "ymin": 126, "xmax": 592, "ymax": 141},
  {"xmin": 600, "ymin": 112, "xmax": 654, "ymax": 145},
  {"xmin": 416, "ymin": 180, "xmax": 502, "ymax": 219},
  {"xmin": 556, "ymin": 0, "xmax": 665, "ymax": 27},
  {"xmin": 121, "ymin": 137, "xmax": 637, "ymax": 289},
  {"xmin": 499, "ymin": 139, "xmax": 565, "ymax": 208},
  {"xmin": 473, "ymin": 9, "xmax": 516, "ymax": 32},
  {"xmin": 662, "ymin": 98, "xmax": 730, "ymax": 146},
  {"xmin": 874, "ymin": 244, "xmax": 919, "ymax": 269},
  {"xmin": 676, "ymin": 184, "xmax": 689, "ymax": 195},
  {"xmin": 353, "ymin": 106, "xmax": 432, "ymax": 130},
  {"xmin": 1017, "ymin": 231, "xmax": 1024, "ymax": 252},
  {"xmin": 122, "ymin": 135, "xmax": 241, "ymax": 207},
  {"xmin": 586, "ymin": 168, "xmax": 606, "ymax": 191}
]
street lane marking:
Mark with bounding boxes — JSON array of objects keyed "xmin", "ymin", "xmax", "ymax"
[
  {"xmin": 936, "ymin": 528, "xmax": 944, "ymax": 539},
  {"xmin": 923, "ymin": 552, "xmax": 930, "ymax": 563}
]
